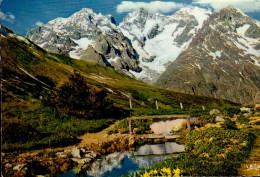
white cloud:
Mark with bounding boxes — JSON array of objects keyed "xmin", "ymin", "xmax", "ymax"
[
  {"xmin": 1, "ymin": 12, "xmax": 15, "ymax": 23},
  {"xmin": 35, "ymin": 21, "xmax": 44, "ymax": 27},
  {"xmin": 193, "ymin": 0, "xmax": 260, "ymax": 12},
  {"xmin": 116, "ymin": 1, "xmax": 185, "ymax": 14}
]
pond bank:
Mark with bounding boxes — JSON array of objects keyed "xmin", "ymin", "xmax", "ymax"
[
  {"xmin": 2, "ymin": 130, "xmax": 186, "ymax": 177},
  {"xmin": 59, "ymin": 142, "xmax": 185, "ymax": 177}
]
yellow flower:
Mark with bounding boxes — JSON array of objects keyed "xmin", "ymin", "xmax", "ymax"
[
  {"xmin": 161, "ymin": 167, "xmax": 172, "ymax": 176},
  {"xmin": 141, "ymin": 171, "xmax": 151, "ymax": 177},
  {"xmin": 173, "ymin": 168, "xmax": 181, "ymax": 177},
  {"xmin": 149, "ymin": 170, "xmax": 158, "ymax": 175}
]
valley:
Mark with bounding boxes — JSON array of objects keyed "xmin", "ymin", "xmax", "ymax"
[{"xmin": 1, "ymin": 4, "xmax": 260, "ymax": 177}]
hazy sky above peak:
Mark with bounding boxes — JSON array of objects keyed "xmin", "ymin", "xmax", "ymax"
[{"xmin": 1, "ymin": 0, "xmax": 260, "ymax": 36}]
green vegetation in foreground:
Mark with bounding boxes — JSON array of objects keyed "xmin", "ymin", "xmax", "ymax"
[
  {"xmin": 2, "ymin": 102, "xmax": 114, "ymax": 151},
  {"xmin": 125, "ymin": 125, "xmax": 256, "ymax": 177},
  {"xmin": 2, "ymin": 33, "xmax": 239, "ymax": 151}
]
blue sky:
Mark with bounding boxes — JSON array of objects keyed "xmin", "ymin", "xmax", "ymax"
[{"xmin": 1, "ymin": 0, "xmax": 260, "ymax": 36}]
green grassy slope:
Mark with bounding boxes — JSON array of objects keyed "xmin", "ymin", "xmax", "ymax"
[{"xmin": 1, "ymin": 33, "xmax": 239, "ymax": 151}]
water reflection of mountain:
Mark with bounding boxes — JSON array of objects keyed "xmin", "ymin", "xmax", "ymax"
[
  {"xmin": 86, "ymin": 142, "xmax": 185, "ymax": 177},
  {"xmin": 134, "ymin": 142, "xmax": 185, "ymax": 156}
]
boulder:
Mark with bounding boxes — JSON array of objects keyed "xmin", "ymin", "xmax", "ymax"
[
  {"xmin": 150, "ymin": 119, "xmax": 187, "ymax": 134},
  {"xmin": 210, "ymin": 109, "xmax": 220, "ymax": 115},
  {"xmin": 56, "ymin": 151, "xmax": 68, "ymax": 158},
  {"xmin": 71, "ymin": 148, "xmax": 81, "ymax": 158},
  {"xmin": 171, "ymin": 119, "xmax": 187, "ymax": 132},
  {"xmin": 255, "ymin": 104, "xmax": 260, "ymax": 110},
  {"xmin": 243, "ymin": 113, "xmax": 251, "ymax": 117},
  {"xmin": 13, "ymin": 164, "xmax": 26, "ymax": 171},
  {"xmin": 71, "ymin": 158, "xmax": 92, "ymax": 164},
  {"xmin": 84, "ymin": 151, "xmax": 97, "ymax": 159},
  {"xmin": 215, "ymin": 116, "xmax": 225, "ymax": 122},
  {"xmin": 240, "ymin": 107, "xmax": 251, "ymax": 113}
]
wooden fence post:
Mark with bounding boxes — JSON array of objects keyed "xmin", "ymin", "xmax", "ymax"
[
  {"xmin": 129, "ymin": 99, "xmax": 132, "ymax": 109},
  {"xmin": 180, "ymin": 102, "xmax": 183, "ymax": 109},
  {"xmin": 129, "ymin": 119, "xmax": 132, "ymax": 134},
  {"xmin": 155, "ymin": 100, "xmax": 158, "ymax": 110},
  {"xmin": 187, "ymin": 116, "xmax": 191, "ymax": 132}
]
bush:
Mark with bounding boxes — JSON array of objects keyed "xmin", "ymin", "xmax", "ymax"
[
  {"xmin": 223, "ymin": 107, "xmax": 240, "ymax": 117},
  {"xmin": 2, "ymin": 119, "xmax": 42, "ymax": 144},
  {"xmin": 42, "ymin": 72, "xmax": 128, "ymax": 119},
  {"xmin": 127, "ymin": 128, "xmax": 255, "ymax": 177},
  {"xmin": 223, "ymin": 118, "xmax": 237, "ymax": 129},
  {"xmin": 237, "ymin": 115, "xmax": 249, "ymax": 124}
]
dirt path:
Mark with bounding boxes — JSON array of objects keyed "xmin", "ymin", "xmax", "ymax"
[
  {"xmin": 77, "ymin": 121, "xmax": 126, "ymax": 148},
  {"xmin": 238, "ymin": 125, "xmax": 260, "ymax": 176}
]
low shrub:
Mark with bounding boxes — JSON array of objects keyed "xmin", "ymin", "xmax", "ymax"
[
  {"xmin": 223, "ymin": 118, "xmax": 237, "ymax": 129},
  {"xmin": 127, "ymin": 128, "xmax": 255, "ymax": 176},
  {"xmin": 237, "ymin": 115, "xmax": 249, "ymax": 124},
  {"xmin": 223, "ymin": 107, "xmax": 240, "ymax": 117}
]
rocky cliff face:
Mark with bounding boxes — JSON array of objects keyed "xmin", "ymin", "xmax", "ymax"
[
  {"xmin": 26, "ymin": 6, "xmax": 260, "ymax": 104},
  {"xmin": 119, "ymin": 7, "xmax": 212, "ymax": 83},
  {"xmin": 26, "ymin": 8, "xmax": 141, "ymax": 73},
  {"xmin": 156, "ymin": 6, "xmax": 260, "ymax": 104}
]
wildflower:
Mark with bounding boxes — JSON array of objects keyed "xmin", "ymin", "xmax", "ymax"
[
  {"xmin": 141, "ymin": 171, "xmax": 150, "ymax": 177},
  {"xmin": 149, "ymin": 170, "xmax": 158, "ymax": 175},
  {"xmin": 161, "ymin": 167, "xmax": 172, "ymax": 176},
  {"xmin": 173, "ymin": 168, "xmax": 181, "ymax": 177}
]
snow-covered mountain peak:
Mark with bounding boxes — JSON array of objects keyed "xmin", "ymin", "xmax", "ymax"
[
  {"xmin": 119, "ymin": 7, "xmax": 212, "ymax": 82},
  {"xmin": 174, "ymin": 6, "xmax": 211, "ymax": 16},
  {"xmin": 40, "ymin": 7, "xmax": 118, "ymax": 37},
  {"xmin": 173, "ymin": 7, "xmax": 212, "ymax": 28},
  {"xmin": 26, "ymin": 8, "xmax": 142, "ymax": 74}
]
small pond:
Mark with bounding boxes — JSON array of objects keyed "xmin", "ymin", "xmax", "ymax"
[{"xmin": 59, "ymin": 142, "xmax": 185, "ymax": 177}]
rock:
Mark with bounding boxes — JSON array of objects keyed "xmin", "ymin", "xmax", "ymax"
[
  {"xmin": 155, "ymin": 7, "xmax": 260, "ymax": 104},
  {"xmin": 71, "ymin": 158, "xmax": 92, "ymax": 164},
  {"xmin": 71, "ymin": 148, "xmax": 81, "ymax": 158},
  {"xmin": 243, "ymin": 113, "xmax": 251, "ymax": 117},
  {"xmin": 171, "ymin": 119, "xmax": 187, "ymax": 132},
  {"xmin": 84, "ymin": 151, "xmax": 97, "ymax": 159},
  {"xmin": 190, "ymin": 117, "xmax": 199, "ymax": 124},
  {"xmin": 210, "ymin": 109, "xmax": 220, "ymax": 115},
  {"xmin": 255, "ymin": 104, "xmax": 260, "ymax": 110},
  {"xmin": 26, "ymin": 9, "xmax": 142, "ymax": 75},
  {"xmin": 240, "ymin": 107, "xmax": 251, "ymax": 113},
  {"xmin": 80, "ymin": 148, "xmax": 86, "ymax": 153},
  {"xmin": 80, "ymin": 46, "xmax": 108, "ymax": 66},
  {"xmin": 150, "ymin": 119, "xmax": 187, "ymax": 134},
  {"xmin": 56, "ymin": 151, "xmax": 68, "ymax": 158},
  {"xmin": 13, "ymin": 164, "xmax": 26, "ymax": 171},
  {"xmin": 215, "ymin": 116, "xmax": 225, "ymax": 122}
]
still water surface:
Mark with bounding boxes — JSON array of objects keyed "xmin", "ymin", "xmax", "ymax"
[{"xmin": 59, "ymin": 142, "xmax": 185, "ymax": 177}]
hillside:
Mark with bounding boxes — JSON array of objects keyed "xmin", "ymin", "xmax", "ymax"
[
  {"xmin": 1, "ymin": 27, "xmax": 238, "ymax": 151},
  {"xmin": 156, "ymin": 6, "xmax": 260, "ymax": 104}
]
